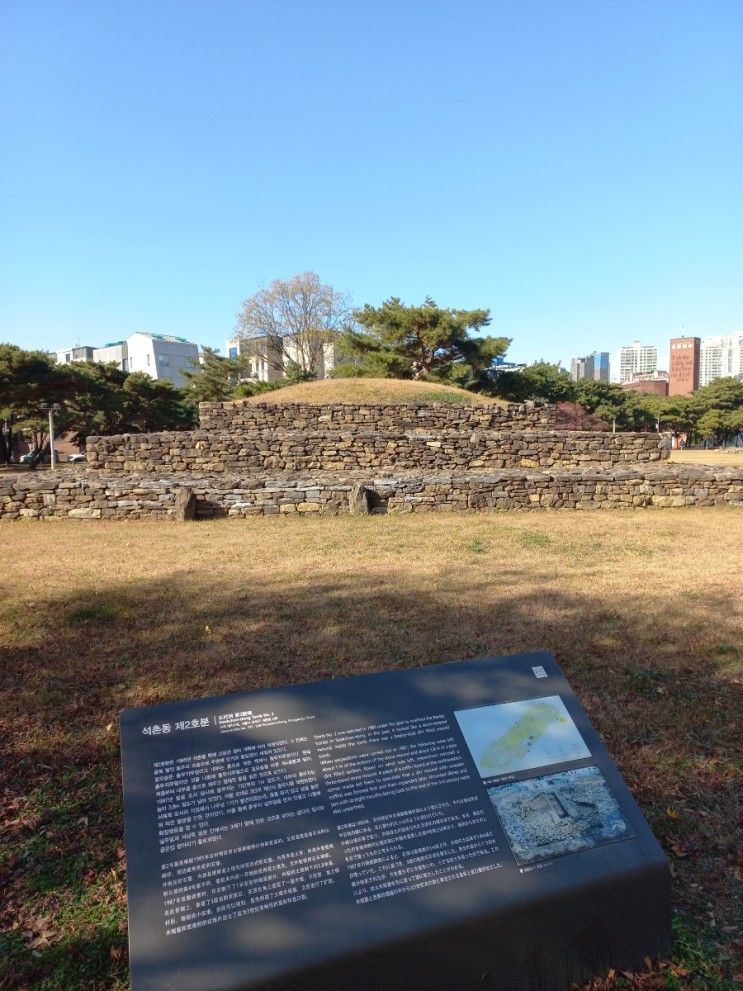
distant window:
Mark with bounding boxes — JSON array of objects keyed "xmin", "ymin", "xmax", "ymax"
[
  {"xmin": 229, "ymin": 347, "xmax": 238, "ymax": 359},
  {"xmin": 65, "ymin": 353, "xmax": 71, "ymax": 362},
  {"xmin": 146, "ymin": 354, "xmax": 150, "ymax": 366},
  {"xmin": 158, "ymin": 354, "xmax": 169, "ymax": 365}
]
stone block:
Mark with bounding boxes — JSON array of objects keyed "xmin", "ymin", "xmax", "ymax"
[{"xmin": 173, "ymin": 487, "xmax": 197, "ymax": 521}]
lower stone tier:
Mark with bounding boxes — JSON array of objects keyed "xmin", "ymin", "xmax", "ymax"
[{"xmin": 1, "ymin": 465, "xmax": 741, "ymax": 520}]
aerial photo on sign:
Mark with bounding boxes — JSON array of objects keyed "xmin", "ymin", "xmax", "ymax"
[
  {"xmin": 454, "ymin": 695, "xmax": 591, "ymax": 777},
  {"xmin": 488, "ymin": 765, "xmax": 633, "ymax": 866}
]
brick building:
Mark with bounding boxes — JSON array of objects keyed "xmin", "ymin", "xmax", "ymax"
[
  {"xmin": 669, "ymin": 337, "xmax": 700, "ymax": 395},
  {"xmin": 621, "ymin": 370, "xmax": 669, "ymax": 397}
]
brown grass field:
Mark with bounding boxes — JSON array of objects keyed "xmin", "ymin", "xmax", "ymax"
[
  {"xmin": 669, "ymin": 449, "xmax": 743, "ymax": 467},
  {"xmin": 1, "ymin": 509, "xmax": 742, "ymax": 989}
]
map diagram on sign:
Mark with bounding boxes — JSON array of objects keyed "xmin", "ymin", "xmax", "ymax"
[{"xmin": 454, "ymin": 696, "xmax": 591, "ymax": 777}]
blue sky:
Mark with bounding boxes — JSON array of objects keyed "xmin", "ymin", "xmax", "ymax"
[{"xmin": 2, "ymin": 0, "xmax": 741, "ymax": 371}]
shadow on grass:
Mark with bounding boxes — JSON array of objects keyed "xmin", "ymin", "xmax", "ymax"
[{"xmin": 1, "ymin": 568, "xmax": 741, "ymax": 989}]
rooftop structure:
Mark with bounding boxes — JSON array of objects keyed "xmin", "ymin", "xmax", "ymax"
[{"xmin": 55, "ymin": 346, "xmax": 95, "ymax": 364}]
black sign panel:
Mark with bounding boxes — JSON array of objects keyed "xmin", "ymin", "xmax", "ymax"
[{"xmin": 120, "ymin": 651, "xmax": 670, "ymax": 991}]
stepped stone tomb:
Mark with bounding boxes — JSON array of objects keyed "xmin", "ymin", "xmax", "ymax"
[{"xmin": 1, "ymin": 399, "xmax": 741, "ymax": 520}]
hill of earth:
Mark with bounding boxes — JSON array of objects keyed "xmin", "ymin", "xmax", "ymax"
[{"xmin": 241, "ymin": 377, "xmax": 505, "ymax": 405}]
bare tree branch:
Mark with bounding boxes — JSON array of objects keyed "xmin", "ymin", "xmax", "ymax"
[{"xmin": 234, "ymin": 272, "xmax": 352, "ymax": 378}]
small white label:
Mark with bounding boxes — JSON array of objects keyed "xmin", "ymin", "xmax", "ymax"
[{"xmin": 531, "ymin": 665, "xmax": 547, "ymax": 678}]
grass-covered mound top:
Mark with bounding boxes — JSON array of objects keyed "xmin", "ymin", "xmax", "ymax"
[{"xmin": 240, "ymin": 377, "xmax": 505, "ymax": 406}]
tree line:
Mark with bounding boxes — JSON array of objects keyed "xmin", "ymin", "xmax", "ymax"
[
  {"xmin": 490, "ymin": 362, "xmax": 743, "ymax": 444},
  {"xmin": 0, "ymin": 345, "xmax": 195, "ymax": 462}
]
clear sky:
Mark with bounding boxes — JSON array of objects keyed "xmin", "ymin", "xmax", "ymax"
[{"xmin": 2, "ymin": 0, "xmax": 741, "ymax": 371}]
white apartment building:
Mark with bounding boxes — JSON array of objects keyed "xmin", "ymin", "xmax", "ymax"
[
  {"xmin": 123, "ymin": 333, "xmax": 199, "ymax": 387},
  {"xmin": 54, "ymin": 333, "xmax": 199, "ymax": 388},
  {"xmin": 225, "ymin": 334, "xmax": 336, "ymax": 382},
  {"xmin": 616, "ymin": 342, "xmax": 658, "ymax": 383},
  {"xmin": 699, "ymin": 332, "xmax": 743, "ymax": 387}
]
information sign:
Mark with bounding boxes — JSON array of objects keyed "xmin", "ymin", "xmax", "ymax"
[{"xmin": 120, "ymin": 651, "xmax": 670, "ymax": 991}]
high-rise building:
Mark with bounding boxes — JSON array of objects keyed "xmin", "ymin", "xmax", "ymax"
[
  {"xmin": 699, "ymin": 333, "xmax": 743, "ymax": 387},
  {"xmin": 669, "ymin": 337, "xmax": 700, "ymax": 395},
  {"xmin": 570, "ymin": 352, "xmax": 610, "ymax": 382},
  {"xmin": 617, "ymin": 342, "xmax": 658, "ymax": 383}
]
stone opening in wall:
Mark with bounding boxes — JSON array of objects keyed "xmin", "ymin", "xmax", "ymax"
[{"xmin": 367, "ymin": 490, "xmax": 389, "ymax": 514}]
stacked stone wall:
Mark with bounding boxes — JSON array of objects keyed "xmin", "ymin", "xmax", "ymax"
[
  {"xmin": 8, "ymin": 400, "xmax": 740, "ymax": 522},
  {"xmin": 86, "ymin": 429, "xmax": 666, "ymax": 474},
  {"xmin": 198, "ymin": 400, "xmax": 558, "ymax": 432},
  {"xmin": 2, "ymin": 466, "xmax": 740, "ymax": 521}
]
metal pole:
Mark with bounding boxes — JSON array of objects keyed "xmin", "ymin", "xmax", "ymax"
[{"xmin": 48, "ymin": 408, "xmax": 56, "ymax": 470}]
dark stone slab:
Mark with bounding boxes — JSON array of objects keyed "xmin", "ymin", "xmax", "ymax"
[{"xmin": 120, "ymin": 651, "xmax": 670, "ymax": 991}]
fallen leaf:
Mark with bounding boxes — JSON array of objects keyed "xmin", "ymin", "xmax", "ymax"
[{"xmin": 670, "ymin": 839, "xmax": 692, "ymax": 858}]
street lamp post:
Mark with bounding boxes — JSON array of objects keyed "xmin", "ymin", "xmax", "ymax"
[{"xmin": 40, "ymin": 404, "xmax": 61, "ymax": 470}]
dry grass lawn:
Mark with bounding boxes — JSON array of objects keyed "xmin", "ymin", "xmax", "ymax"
[
  {"xmin": 669, "ymin": 449, "xmax": 743, "ymax": 467},
  {"xmin": 1, "ymin": 509, "xmax": 742, "ymax": 989},
  {"xmin": 239, "ymin": 376, "xmax": 503, "ymax": 405}
]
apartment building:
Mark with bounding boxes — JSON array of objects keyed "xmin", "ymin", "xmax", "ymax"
[
  {"xmin": 699, "ymin": 333, "xmax": 743, "ymax": 387},
  {"xmin": 617, "ymin": 342, "xmax": 658, "ymax": 383},
  {"xmin": 54, "ymin": 333, "xmax": 199, "ymax": 388}
]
